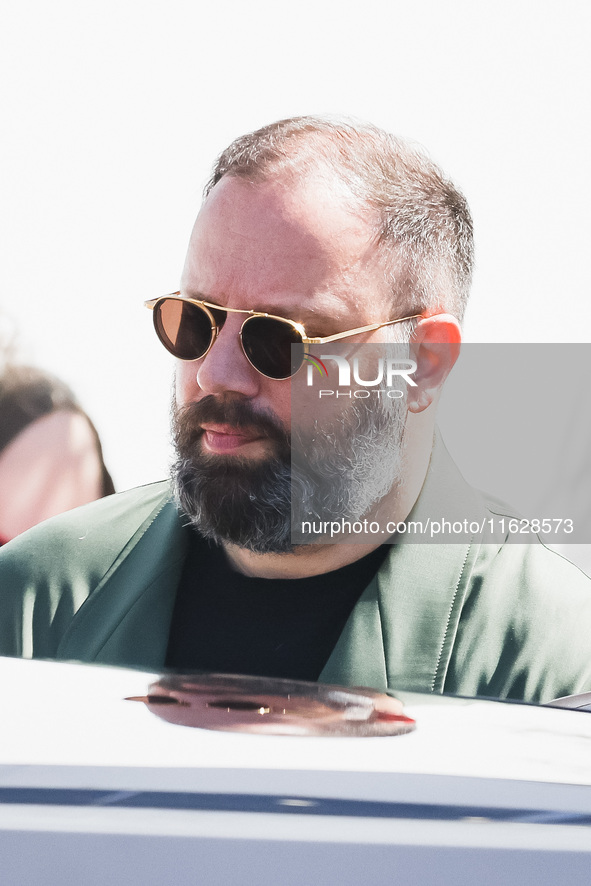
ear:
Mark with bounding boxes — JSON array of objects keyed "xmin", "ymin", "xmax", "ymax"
[{"xmin": 407, "ymin": 314, "xmax": 462, "ymax": 414}]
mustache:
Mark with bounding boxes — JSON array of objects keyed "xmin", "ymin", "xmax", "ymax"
[{"xmin": 172, "ymin": 396, "xmax": 290, "ymax": 449}]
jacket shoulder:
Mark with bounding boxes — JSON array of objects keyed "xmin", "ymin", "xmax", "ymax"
[
  {"xmin": 449, "ymin": 540, "xmax": 591, "ymax": 702},
  {"xmin": 1, "ymin": 480, "xmax": 173, "ymax": 568},
  {"xmin": 0, "ymin": 481, "xmax": 176, "ymax": 657}
]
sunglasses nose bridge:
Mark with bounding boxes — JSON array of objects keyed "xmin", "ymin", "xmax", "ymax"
[
  {"xmin": 208, "ymin": 311, "xmax": 246, "ymax": 359},
  {"xmin": 194, "ymin": 312, "xmax": 262, "ymax": 397}
]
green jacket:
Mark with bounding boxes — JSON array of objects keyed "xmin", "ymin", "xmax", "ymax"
[{"xmin": 1, "ymin": 441, "xmax": 590, "ymax": 703}]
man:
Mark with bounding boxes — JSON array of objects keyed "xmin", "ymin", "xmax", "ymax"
[{"xmin": 1, "ymin": 116, "xmax": 590, "ymax": 703}]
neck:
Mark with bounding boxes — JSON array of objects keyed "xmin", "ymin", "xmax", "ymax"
[{"xmin": 223, "ymin": 538, "xmax": 384, "ymax": 579}]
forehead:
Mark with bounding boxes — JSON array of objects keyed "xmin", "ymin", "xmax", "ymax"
[{"xmin": 180, "ymin": 175, "xmax": 390, "ymax": 323}]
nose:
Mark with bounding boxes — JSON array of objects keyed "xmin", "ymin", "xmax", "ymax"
[{"xmin": 194, "ymin": 316, "xmax": 261, "ymax": 398}]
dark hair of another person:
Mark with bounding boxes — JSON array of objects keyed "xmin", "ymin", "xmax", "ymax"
[{"xmin": 0, "ymin": 365, "xmax": 115, "ymax": 496}]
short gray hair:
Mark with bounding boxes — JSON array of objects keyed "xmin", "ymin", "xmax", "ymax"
[{"xmin": 205, "ymin": 115, "xmax": 474, "ymax": 324}]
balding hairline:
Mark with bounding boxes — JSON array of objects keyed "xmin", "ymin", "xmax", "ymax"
[{"xmin": 204, "ymin": 116, "xmax": 474, "ymax": 325}]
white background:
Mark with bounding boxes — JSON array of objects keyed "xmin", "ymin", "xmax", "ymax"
[{"xmin": 1, "ymin": 0, "xmax": 589, "ymax": 492}]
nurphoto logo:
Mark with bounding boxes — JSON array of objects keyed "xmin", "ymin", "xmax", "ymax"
[{"xmin": 304, "ymin": 351, "xmax": 417, "ymax": 399}]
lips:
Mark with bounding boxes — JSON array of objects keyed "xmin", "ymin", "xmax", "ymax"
[
  {"xmin": 201, "ymin": 423, "xmax": 267, "ymax": 453},
  {"xmin": 173, "ymin": 397, "xmax": 291, "ymax": 463}
]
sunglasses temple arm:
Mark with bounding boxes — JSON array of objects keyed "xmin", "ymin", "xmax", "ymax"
[{"xmin": 309, "ymin": 314, "xmax": 423, "ymax": 344}]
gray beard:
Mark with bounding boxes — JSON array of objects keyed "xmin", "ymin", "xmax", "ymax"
[{"xmin": 171, "ymin": 395, "xmax": 406, "ymax": 554}]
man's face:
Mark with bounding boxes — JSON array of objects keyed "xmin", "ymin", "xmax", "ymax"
[
  {"xmin": 176, "ymin": 175, "xmax": 392, "ymax": 426},
  {"xmin": 172, "ymin": 174, "xmax": 404, "ymax": 552}
]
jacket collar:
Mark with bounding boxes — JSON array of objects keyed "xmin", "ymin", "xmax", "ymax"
[{"xmin": 319, "ymin": 433, "xmax": 490, "ymax": 693}]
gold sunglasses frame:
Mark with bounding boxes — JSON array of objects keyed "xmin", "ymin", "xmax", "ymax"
[{"xmin": 145, "ymin": 292, "xmax": 422, "ymax": 380}]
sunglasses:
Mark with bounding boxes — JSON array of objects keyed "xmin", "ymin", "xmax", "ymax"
[{"xmin": 144, "ymin": 292, "xmax": 422, "ymax": 380}]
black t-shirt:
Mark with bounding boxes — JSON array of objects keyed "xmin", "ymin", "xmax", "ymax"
[{"xmin": 165, "ymin": 535, "xmax": 389, "ymax": 680}]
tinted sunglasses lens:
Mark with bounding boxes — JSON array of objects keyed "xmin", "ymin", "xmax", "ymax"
[
  {"xmin": 241, "ymin": 316, "xmax": 305, "ymax": 379},
  {"xmin": 153, "ymin": 299, "xmax": 213, "ymax": 360}
]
